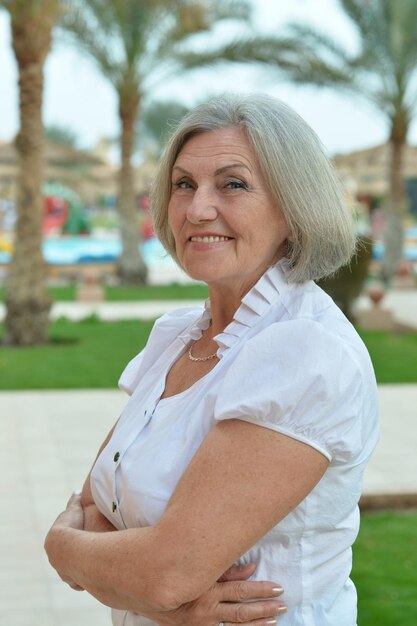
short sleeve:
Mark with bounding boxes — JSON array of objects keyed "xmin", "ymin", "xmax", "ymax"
[
  {"xmin": 118, "ymin": 306, "xmax": 203, "ymax": 395},
  {"xmin": 214, "ymin": 319, "xmax": 366, "ymax": 462},
  {"xmin": 118, "ymin": 350, "xmax": 146, "ymax": 395}
]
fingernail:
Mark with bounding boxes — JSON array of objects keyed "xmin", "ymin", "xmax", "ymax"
[
  {"xmin": 266, "ymin": 620, "xmax": 277, "ymax": 625},
  {"xmin": 272, "ymin": 586, "xmax": 284, "ymax": 596},
  {"xmin": 73, "ymin": 489, "xmax": 82, "ymax": 496},
  {"xmin": 238, "ymin": 562, "xmax": 254, "ymax": 570},
  {"xmin": 276, "ymin": 606, "xmax": 287, "ymax": 614}
]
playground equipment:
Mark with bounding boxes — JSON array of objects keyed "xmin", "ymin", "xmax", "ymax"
[{"xmin": 43, "ymin": 182, "xmax": 91, "ymax": 235}]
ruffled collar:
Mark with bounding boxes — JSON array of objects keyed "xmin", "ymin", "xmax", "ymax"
[{"xmin": 178, "ymin": 259, "xmax": 293, "ymax": 359}]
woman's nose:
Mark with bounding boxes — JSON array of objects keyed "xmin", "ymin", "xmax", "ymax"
[{"xmin": 186, "ymin": 188, "xmax": 218, "ymax": 223}]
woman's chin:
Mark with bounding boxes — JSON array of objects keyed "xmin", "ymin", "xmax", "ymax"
[
  {"xmin": 181, "ymin": 262, "xmax": 228, "ymax": 285},
  {"xmin": 184, "ymin": 269, "xmax": 217, "ymax": 284}
]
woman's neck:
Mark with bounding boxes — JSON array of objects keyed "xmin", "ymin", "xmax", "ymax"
[
  {"xmin": 205, "ymin": 259, "xmax": 281, "ymax": 336},
  {"xmin": 207, "ymin": 281, "xmax": 254, "ymax": 336}
]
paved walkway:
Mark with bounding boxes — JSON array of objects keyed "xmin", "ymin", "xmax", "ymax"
[
  {"xmin": 0, "ymin": 390, "xmax": 124, "ymax": 626},
  {"xmin": 1, "ymin": 384, "xmax": 416, "ymax": 626},
  {"xmin": 0, "ymin": 287, "xmax": 417, "ymax": 327}
]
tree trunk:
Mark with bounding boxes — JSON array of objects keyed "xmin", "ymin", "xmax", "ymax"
[
  {"xmin": 4, "ymin": 9, "xmax": 53, "ymax": 346},
  {"xmin": 116, "ymin": 90, "xmax": 147, "ymax": 285},
  {"xmin": 382, "ymin": 117, "xmax": 408, "ymax": 284}
]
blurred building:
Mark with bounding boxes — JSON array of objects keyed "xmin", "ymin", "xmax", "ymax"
[
  {"xmin": 333, "ymin": 142, "xmax": 417, "ymax": 216},
  {"xmin": 0, "ymin": 139, "xmax": 161, "ymax": 205},
  {"xmin": 134, "ymin": 156, "xmax": 158, "ymax": 195},
  {"xmin": 0, "ymin": 139, "xmax": 117, "ymax": 203}
]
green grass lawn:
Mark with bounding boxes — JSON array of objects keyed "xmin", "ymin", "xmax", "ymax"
[
  {"xmin": 354, "ymin": 511, "xmax": 417, "ymax": 625},
  {"xmin": 0, "ymin": 317, "xmax": 154, "ymax": 389},
  {"xmin": 0, "ymin": 320, "xmax": 416, "ymax": 388},
  {"xmin": 358, "ymin": 330, "xmax": 417, "ymax": 383},
  {"xmin": 105, "ymin": 283, "xmax": 208, "ymax": 301},
  {"xmin": 0, "ymin": 283, "xmax": 209, "ymax": 302}
]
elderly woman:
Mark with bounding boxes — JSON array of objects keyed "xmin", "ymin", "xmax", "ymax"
[{"xmin": 45, "ymin": 94, "xmax": 379, "ymax": 626}]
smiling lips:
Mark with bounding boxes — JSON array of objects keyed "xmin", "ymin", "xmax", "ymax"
[{"xmin": 189, "ymin": 235, "xmax": 232, "ymax": 243}]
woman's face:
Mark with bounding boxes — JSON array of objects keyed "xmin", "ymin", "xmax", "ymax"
[{"xmin": 168, "ymin": 126, "xmax": 290, "ymax": 294}]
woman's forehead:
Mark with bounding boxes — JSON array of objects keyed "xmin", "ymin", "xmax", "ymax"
[{"xmin": 173, "ymin": 127, "xmax": 255, "ymax": 171}]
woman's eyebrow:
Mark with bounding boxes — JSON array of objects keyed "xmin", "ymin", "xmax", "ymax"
[
  {"xmin": 172, "ymin": 163, "xmax": 250, "ymax": 176},
  {"xmin": 215, "ymin": 163, "xmax": 251, "ymax": 175},
  {"xmin": 172, "ymin": 165, "xmax": 190, "ymax": 175}
]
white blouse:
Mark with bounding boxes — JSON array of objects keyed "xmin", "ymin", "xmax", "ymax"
[{"xmin": 90, "ymin": 260, "xmax": 379, "ymax": 626}]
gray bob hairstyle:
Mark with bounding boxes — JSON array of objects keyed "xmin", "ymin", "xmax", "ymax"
[{"xmin": 150, "ymin": 93, "xmax": 355, "ymax": 283}]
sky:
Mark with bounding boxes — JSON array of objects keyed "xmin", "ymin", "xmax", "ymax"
[{"xmin": 1, "ymin": 0, "xmax": 416, "ymax": 160}]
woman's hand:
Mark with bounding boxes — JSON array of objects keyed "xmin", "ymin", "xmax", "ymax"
[
  {"xmin": 54, "ymin": 493, "xmax": 84, "ymax": 530},
  {"xmin": 45, "ymin": 495, "xmax": 287, "ymax": 624},
  {"xmin": 45, "ymin": 494, "xmax": 85, "ymax": 591},
  {"xmin": 145, "ymin": 563, "xmax": 286, "ymax": 626}
]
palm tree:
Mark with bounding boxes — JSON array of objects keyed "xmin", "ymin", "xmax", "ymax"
[
  {"xmin": 284, "ymin": 0, "xmax": 417, "ymax": 282},
  {"xmin": 180, "ymin": 1, "xmax": 417, "ymax": 282},
  {"xmin": 1, "ymin": 0, "xmax": 60, "ymax": 345},
  {"xmin": 60, "ymin": 0, "xmax": 251, "ymax": 285},
  {"xmin": 291, "ymin": 3, "xmax": 416, "ymax": 282}
]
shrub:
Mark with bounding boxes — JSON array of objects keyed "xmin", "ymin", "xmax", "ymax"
[{"xmin": 317, "ymin": 236, "xmax": 373, "ymax": 322}]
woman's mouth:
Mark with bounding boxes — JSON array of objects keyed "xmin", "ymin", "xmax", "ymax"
[{"xmin": 189, "ymin": 236, "xmax": 232, "ymax": 243}]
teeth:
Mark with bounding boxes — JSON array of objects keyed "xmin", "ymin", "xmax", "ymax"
[{"xmin": 190, "ymin": 236, "xmax": 231, "ymax": 243}]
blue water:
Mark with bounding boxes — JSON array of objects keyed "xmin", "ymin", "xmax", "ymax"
[
  {"xmin": 1, "ymin": 233, "xmax": 417, "ymax": 264},
  {"xmin": 0, "ymin": 236, "xmax": 175, "ymax": 266},
  {"xmin": 373, "ymin": 242, "xmax": 417, "ymax": 261}
]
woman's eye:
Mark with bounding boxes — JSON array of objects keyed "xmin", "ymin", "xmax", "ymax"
[
  {"xmin": 174, "ymin": 180, "xmax": 193, "ymax": 190},
  {"xmin": 225, "ymin": 180, "xmax": 248, "ymax": 190},
  {"xmin": 176, "ymin": 180, "xmax": 193, "ymax": 189}
]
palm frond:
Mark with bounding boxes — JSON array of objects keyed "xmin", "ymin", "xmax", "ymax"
[
  {"xmin": 60, "ymin": 0, "xmax": 124, "ymax": 83},
  {"xmin": 172, "ymin": 35, "xmax": 297, "ymax": 70},
  {"xmin": 59, "ymin": 0, "xmax": 252, "ymax": 88},
  {"xmin": 287, "ymin": 23, "xmax": 352, "ymax": 63},
  {"xmin": 155, "ymin": 0, "xmax": 250, "ymax": 59},
  {"xmin": 110, "ymin": 0, "xmax": 168, "ymax": 69},
  {"xmin": 2, "ymin": 0, "xmax": 60, "ymax": 18}
]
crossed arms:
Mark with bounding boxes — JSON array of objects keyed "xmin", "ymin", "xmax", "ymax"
[{"xmin": 45, "ymin": 418, "xmax": 328, "ymax": 619}]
